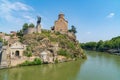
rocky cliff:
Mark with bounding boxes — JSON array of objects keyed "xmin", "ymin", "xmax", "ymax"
[{"xmin": 20, "ymin": 30, "xmax": 86, "ymax": 62}]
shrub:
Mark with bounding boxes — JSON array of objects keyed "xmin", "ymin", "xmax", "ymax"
[
  {"xmin": 33, "ymin": 58, "xmax": 42, "ymax": 65},
  {"xmin": 19, "ymin": 58, "xmax": 42, "ymax": 66},
  {"xmin": 24, "ymin": 51, "xmax": 32, "ymax": 57},
  {"xmin": 57, "ymin": 49, "xmax": 68, "ymax": 56}
]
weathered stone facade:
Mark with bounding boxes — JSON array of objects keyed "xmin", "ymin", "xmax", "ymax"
[
  {"xmin": 23, "ymin": 25, "xmax": 42, "ymax": 35},
  {"xmin": 8, "ymin": 41, "xmax": 26, "ymax": 58},
  {"xmin": 24, "ymin": 27, "xmax": 36, "ymax": 34},
  {"xmin": 0, "ymin": 41, "xmax": 26, "ymax": 68},
  {"xmin": 53, "ymin": 13, "xmax": 68, "ymax": 33}
]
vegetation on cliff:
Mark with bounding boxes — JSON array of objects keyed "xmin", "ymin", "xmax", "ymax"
[{"xmin": 17, "ymin": 28, "xmax": 85, "ymax": 60}]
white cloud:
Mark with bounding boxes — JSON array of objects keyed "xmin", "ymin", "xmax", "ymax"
[
  {"xmin": 11, "ymin": 2, "xmax": 34, "ymax": 11},
  {"xmin": 107, "ymin": 13, "xmax": 115, "ymax": 18},
  {"xmin": 0, "ymin": 0, "xmax": 36, "ymax": 32},
  {"xmin": 23, "ymin": 15, "xmax": 36, "ymax": 23}
]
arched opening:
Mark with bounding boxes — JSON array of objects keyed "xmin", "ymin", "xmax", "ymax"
[{"xmin": 15, "ymin": 51, "xmax": 20, "ymax": 57}]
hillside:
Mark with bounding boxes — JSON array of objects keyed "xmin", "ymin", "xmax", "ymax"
[{"xmin": 19, "ymin": 30, "xmax": 86, "ymax": 62}]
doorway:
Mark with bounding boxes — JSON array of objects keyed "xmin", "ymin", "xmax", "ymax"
[{"xmin": 15, "ymin": 51, "xmax": 20, "ymax": 57}]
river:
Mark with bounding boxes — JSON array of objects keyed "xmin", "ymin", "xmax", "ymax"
[{"xmin": 0, "ymin": 51, "xmax": 120, "ymax": 80}]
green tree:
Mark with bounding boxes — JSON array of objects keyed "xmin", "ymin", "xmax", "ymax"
[
  {"xmin": 104, "ymin": 41, "xmax": 113, "ymax": 49},
  {"xmin": 69, "ymin": 25, "xmax": 77, "ymax": 34},
  {"xmin": 29, "ymin": 23, "xmax": 35, "ymax": 28},
  {"xmin": 96, "ymin": 40, "xmax": 104, "ymax": 49},
  {"xmin": 81, "ymin": 42, "xmax": 97, "ymax": 50},
  {"xmin": 22, "ymin": 23, "xmax": 29, "ymax": 31},
  {"xmin": 113, "ymin": 39, "xmax": 120, "ymax": 49}
]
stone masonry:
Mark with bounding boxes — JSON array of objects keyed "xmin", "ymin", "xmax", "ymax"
[{"xmin": 53, "ymin": 13, "xmax": 68, "ymax": 33}]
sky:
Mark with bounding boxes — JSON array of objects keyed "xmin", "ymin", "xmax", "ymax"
[{"xmin": 0, "ymin": 0, "xmax": 120, "ymax": 42}]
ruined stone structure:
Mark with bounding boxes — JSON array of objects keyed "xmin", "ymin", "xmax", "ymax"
[
  {"xmin": 52, "ymin": 13, "xmax": 68, "ymax": 33},
  {"xmin": 24, "ymin": 16, "xmax": 41, "ymax": 35},
  {"xmin": 0, "ymin": 41, "xmax": 26, "ymax": 68},
  {"xmin": 24, "ymin": 28, "xmax": 36, "ymax": 34},
  {"xmin": 8, "ymin": 41, "xmax": 26, "ymax": 58}
]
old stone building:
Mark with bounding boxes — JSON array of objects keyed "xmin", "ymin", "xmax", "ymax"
[
  {"xmin": 52, "ymin": 13, "xmax": 68, "ymax": 33},
  {"xmin": 8, "ymin": 41, "xmax": 26, "ymax": 58},
  {"xmin": 0, "ymin": 41, "xmax": 26, "ymax": 68}
]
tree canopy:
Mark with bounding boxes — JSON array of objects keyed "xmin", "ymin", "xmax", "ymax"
[
  {"xmin": 29, "ymin": 23, "xmax": 35, "ymax": 28},
  {"xmin": 22, "ymin": 23, "xmax": 29, "ymax": 31},
  {"xmin": 69, "ymin": 25, "xmax": 77, "ymax": 34},
  {"xmin": 81, "ymin": 36, "xmax": 120, "ymax": 52}
]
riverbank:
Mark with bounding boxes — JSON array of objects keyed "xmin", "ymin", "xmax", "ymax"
[
  {"xmin": 0, "ymin": 56, "xmax": 86, "ymax": 70},
  {"xmin": 83, "ymin": 49, "xmax": 120, "ymax": 56},
  {"xmin": 0, "ymin": 51, "xmax": 120, "ymax": 80},
  {"xmin": 81, "ymin": 36, "xmax": 120, "ymax": 56}
]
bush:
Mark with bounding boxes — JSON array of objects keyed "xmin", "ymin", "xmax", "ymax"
[
  {"xmin": 19, "ymin": 58, "xmax": 42, "ymax": 66},
  {"xmin": 33, "ymin": 58, "xmax": 42, "ymax": 65},
  {"xmin": 57, "ymin": 49, "xmax": 69, "ymax": 56},
  {"xmin": 19, "ymin": 60, "xmax": 31, "ymax": 66},
  {"xmin": 24, "ymin": 51, "xmax": 32, "ymax": 57}
]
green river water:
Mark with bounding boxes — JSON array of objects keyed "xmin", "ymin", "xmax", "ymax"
[{"xmin": 0, "ymin": 51, "xmax": 120, "ymax": 80}]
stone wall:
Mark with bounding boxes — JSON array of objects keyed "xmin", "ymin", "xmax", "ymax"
[
  {"xmin": 24, "ymin": 25, "xmax": 41, "ymax": 35},
  {"xmin": 0, "ymin": 47, "xmax": 8, "ymax": 68},
  {"xmin": 24, "ymin": 28, "xmax": 36, "ymax": 35},
  {"xmin": 36, "ymin": 24, "xmax": 41, "ymax": 33}
]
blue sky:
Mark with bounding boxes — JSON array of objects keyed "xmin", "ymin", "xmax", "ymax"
[{"xmin": 0, "ymin": 0, "xmax": 120, "ymax": 42}]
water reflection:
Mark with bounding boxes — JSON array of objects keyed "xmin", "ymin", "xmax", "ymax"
[
  {"xmin": 0, "ymin": 60, "xmax": 85, "ymax": 80},
  {"xmin": 77, "ymin": 50, "xmax": 120, "ymax": 80},
  {"xmin": 1, "ymin": 51, "xmax": 120, "ymax": 80}
]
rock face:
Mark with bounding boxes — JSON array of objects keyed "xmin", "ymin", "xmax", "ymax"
[
  {"xmin": 0, "ymin": 30, "xmax": 86, "ymax": 68},
  {"xmin": 22, "ymin": 30, "xmax": 85, "ymax": 63}
]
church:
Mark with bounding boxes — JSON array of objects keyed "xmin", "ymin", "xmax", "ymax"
[{"xmin": 52, "ymin": 13, "xmax": 68, "ymax": 33}]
